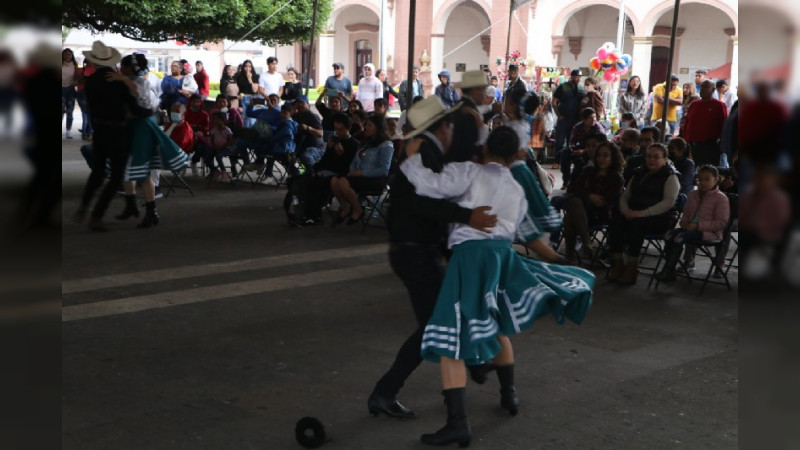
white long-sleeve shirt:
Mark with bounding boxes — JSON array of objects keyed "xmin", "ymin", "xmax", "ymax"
[
  {"xmin": 400, "ymin": 154, "xmax": 529, "ymax": 248},
  {"xmin": 356, "ymin": 76, "xmax": 383, "ymax": 112}
]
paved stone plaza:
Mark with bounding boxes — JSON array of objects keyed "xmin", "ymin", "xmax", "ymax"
[{"xmin": 61, "ymin": 137, "xmax": 737, "ymax": 449}]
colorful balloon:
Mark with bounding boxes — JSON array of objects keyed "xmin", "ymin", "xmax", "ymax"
[
  {"xmin": 609, "ymin": 52, "xmax": 620, "ymax": 61},
  {"xmin": 615, "ymin": 59, "xmax": 627, "ymax": 71},
  {"xmin": 602, "ymin": 42, "xmax": 615, "ymax": 52},
  {"xmin": 601, "ymin": 58, "xmax": 614, "ymax": 70},
  {"xmin": 596, "ymin": 48, "xmax": 608, "ymax": 60},
  {"xmin": 603, "ymin": 71, "xmax": 616, "ymax": 82},
  {"xmin": 590, "ymin": 57, "xmax": 601, "ymax": 70},
  {"xmin": 617, "ymin": 67, "xmax": 629, "ymax": 76},
  {"xmin": 621, "ymin": 54, "xmax": 632, "ymax": 66}
]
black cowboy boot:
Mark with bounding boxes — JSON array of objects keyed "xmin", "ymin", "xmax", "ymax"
[
  {"xmin": 655, "ymin": 244, "xmax": 681, "ymax": 282},
  {"xmin": 496, "ymin": 364, "xmax": 519, "ymax": 416},
  {"xmin": 115, "ymin": 194, "xmax": 139, "ymax": 220},
  {"xmin": 137, "ymin": 201, "xmax": 160, "ymax": 228},
  {"xmin": 421, "ymin": 388, "xmax": 471, "ymax": 447},
  {"xmin": 468, "ymin": 363, "xmax": 495, "ymax": 385}
]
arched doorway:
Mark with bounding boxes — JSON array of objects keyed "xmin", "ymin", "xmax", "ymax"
[
  {"xmin": 329, "ymin": 4, "xmax": 380, "ymax": 82},
  {"xmin": 559, "ymin": 4, "xmax": 635, "ymax": 71},
  {"xmin": 648, "ymin": 3, "xmax": 736, "ymax": 86},
  {"xmin": 441, "ymin": 1, "xmax": 491, "ymax": 74}
]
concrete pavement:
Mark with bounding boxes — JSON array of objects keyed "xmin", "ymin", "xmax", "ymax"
[{"xmin": 61, "ymin": 135, "xmax": 737, "ymax": 449}]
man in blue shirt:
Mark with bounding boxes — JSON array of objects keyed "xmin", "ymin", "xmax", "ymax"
[{"xmin": 324, "ymin": 62, "xmax": 353, "ymax": 109}]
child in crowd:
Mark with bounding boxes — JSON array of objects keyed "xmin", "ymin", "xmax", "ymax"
[
  {"xmin": 667, "ymin": 137, "xmax": 696, "ymax": 195},
  {"xmin": 401, "ymin": 124, "xmax": 595, "ymax": 446},
  {"xmin": 164, "ymin": 103, "xmax": 194, "ymax": 156},
  {"xmin": 655, "ymin": 165, "xmax": 730, "ymax": 281},
  {"xmin": 373, "ymin": 98, "xmax": 388, "ymax": 117},
  {"xmin": 207, "ymin": 111, "xmax": 235, "ymax": 181},
  {"xmin": 582, "ymin": 77, "xmax": 604, "ymax": 118},
  {"xmin": 262, "ymin": 103, "xmax": 298, "ymax": 183},
  {"xmin": 619, "ymin": 112, "xmax": 637, "ymax": 132}
]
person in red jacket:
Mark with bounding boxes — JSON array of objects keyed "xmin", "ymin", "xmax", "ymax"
[
  {"xmin": 163, "ymin": 103, "xmax": 194, "ymax": 155},
  {"xmin": 194, "ymin": 61, "xmax": 210, "ymax": 99},
  {"xmin": 682, "ymin": 80, "xmax": 728, "ymax": 166}
]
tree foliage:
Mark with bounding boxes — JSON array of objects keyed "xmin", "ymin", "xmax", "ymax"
[{"xmin": 62, "ymin": 0, "xmax": 333, "ymax": 45}]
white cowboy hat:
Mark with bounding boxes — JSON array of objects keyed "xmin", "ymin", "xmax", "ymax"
[
  {"xmin": 404, "ymin": 96, "xmax": 461, "ymax": 139},
  {"xmin": 82, "ymin": 40, "xmax": 122, "ymax": 67},
  {"xmin": 455, "ymin": 70, "xmax": 489, "ymax": 90}
]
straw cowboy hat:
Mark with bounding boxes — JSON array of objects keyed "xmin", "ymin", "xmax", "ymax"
[
  {"xmin": 82, "ymin": 40, "xmax": 122, "ymax": 67},
  {"xmin": 404, "ymin": 96, "xmax": 461, "ymax": 139},
  {"xmin": 455, "ymin": 70, "xmax": 489, "ymax": 90}
]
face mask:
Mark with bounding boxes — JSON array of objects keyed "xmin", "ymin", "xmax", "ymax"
[
  {"xmin": 220, "ymin": 107, "xmax": 229, "ymax": 113},
  {"xmin": 170, "ymin": 112, "xmax": 183, "ymax": 122}
]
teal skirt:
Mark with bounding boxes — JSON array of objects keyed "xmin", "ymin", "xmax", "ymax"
[
  {"xmin": 420, "ymin": 239, "xmax": 595, "ymax": 366},
  {"xmin": 124, "ymin": 117, "xmax": 189, "ymax": 181}
]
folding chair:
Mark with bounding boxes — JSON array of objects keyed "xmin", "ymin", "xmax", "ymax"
[
  {"xmin": 675, "ymin": 193, "xmax": 739, "ymax": 295},
  {"xmin": 160, "ymin": 170, "xmax": 194, "ymax": 197},
  {"xmin": 642, "ymin": 193, "xmax": 687, "ymax": 287},
  {"xmin": 358, "ymin": 185, "xmax": 390, "ymax": 233}
]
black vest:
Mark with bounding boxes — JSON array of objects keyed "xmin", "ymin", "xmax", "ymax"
[{"xmin": 628, "ymin": 165, "xmax": 676, "ymax": 211}]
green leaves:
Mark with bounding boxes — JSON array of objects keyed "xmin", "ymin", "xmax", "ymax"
[{"xmin": 62, "ymin": 0, "xmax": 333, "ymax": 45}]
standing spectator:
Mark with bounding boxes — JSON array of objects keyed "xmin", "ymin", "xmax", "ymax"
[
  {"xmin": 693, "ymin": 69, "xmax": 717, "ymax": 98},
  {"xmin": 194, "ymin": 60, "xmax": 210, "ymax": 99},
  {"xmin": 376, "ymin": 69, "xmax": 399, "ymax": 107},
  {"xmin": 503, "ymin": 64, "xmax": 527, "ymax": 105},
  {"xmin": 324, "ymin": 62, "xmax": 353, "ymax": 109},
  {"xmin": 62, "ymin": 48, "xmax": 79, "ymax": 139},
  {"xmin": 581, "ymin": 77, "xmax": 604, "ymax": 119},
  {"xmin": 75, "ymin": 60, "xmax": 95, "ymax": 140},
  {"xmin": 281, "ymin": 67, "xmax": 303, "ymax": 101},
  {"xmin": 552, "ymin": 69, "xmax": 584, "ymax": 184},
  {"xmin": 258, "ymin": 56, "xmax": 284, "ymax": 100},
  {"xmin": 607, "ymin": 143, "xmax": 680, "ymax": 285},
  {"xmin": 667, "ymin": 137, "xmax": 696, "ymax": 195},
  {"xmin": 354, "ymin": 63, "xmax": 383, "ymax": 112},
  {"xmin": 74, "ymin": 41, "xmax": 151, "ymax": 231},
  {"xmin": 446, "ymin": 71, "xmax": 489, "ymax": 163},
  {"xmin": 434, "ymin": 69, "xmax": 459, "ymax": 108},
  {"xmin": 397, "ymin": 65, "xmax": 423, "ymax": 111},
  {"xmin": 716, "ymin": 79, "xmax": 737, "ymax": 113},
  {"xmin": 617, "ymin": 75, "xmax": 647, "ymax": 128},
  {"xmin": 236, "ymin": 59, "xmax": 260, "ymax": 126},
  {"xmin": 160, "ymin": 60, "xmax": 194, "ymax": 109},
  {"xmin": 219, "ymin": 64, "xmax": 239, "ymax": 110},
  {"xmin": 650, "ymin": 74, "xmax": 683, "ymax": 137},
  {"xmin": 491, "ymin": 76, "xmax": 503, "ymax": 102},
  {"xmin": 683, "ymin": 80, "xmax": 728, "ymax": 166},
  {"xmin": 678, "ymin": 82, "xmax": 700, "ymax": 135}
]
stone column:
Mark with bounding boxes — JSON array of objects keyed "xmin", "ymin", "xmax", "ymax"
[
  {"xmin": 631, "ymin": 36, "xmax": 653, "ymax": 93},
  {"xmin": 318, "ymin": 32, "xmax": 335, "ymax": 84},
  {"xmin": 730, "ymin": 35, "xmax": 738, "ymax": 90},
  {"xmin": 430, "ymin": 34, "xmax": 444, "ymax": 74}
]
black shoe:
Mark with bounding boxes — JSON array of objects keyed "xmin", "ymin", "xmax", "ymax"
[
  {"xmin": 654, "ymin": 270, "xmax": 677, "ymax": 282},
  {"xmin": 367, "ymin": 393, "xmax": 417, "ymax": 419},
  {"xmin": 500, "ymin": 388, "xmax": 519, "ymax": 416},
  {"xmin": 346, "ymin": 210, "xmax": 364, "ymax": 225},
  {"xmin": 468, "ymin": 363, "xmax": 495, "ymax": 385},
  {"xmin": 115, "ymin": 195, "xmax": 139, "ymax": 220},
  {"xmin": 421, "ymin": 423, "xmax": 471, "ymax": 447},
  {"xmin": 421, "ymin": 388, "xmax": 471, "ymax": 447},
  {"xmin": 137, "ymin": 204, "xmax": 160, "ymax": 229}
]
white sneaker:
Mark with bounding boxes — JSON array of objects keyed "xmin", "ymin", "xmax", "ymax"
[
  {"xmin": 261, "ymin": 177, "xmax": 278, "ymax": 186},
  {"xmin": 191, "ymin": 163, "xmax": 198, "ymax": 177},
  {"xmin": 66, "ymin": 130, "xmax": 73, "ymax": 139}
]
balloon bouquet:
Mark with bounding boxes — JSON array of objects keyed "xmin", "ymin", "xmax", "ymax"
[{"xmin": 589, "ymin": 41, "xmax": 632, "ymax": 84}]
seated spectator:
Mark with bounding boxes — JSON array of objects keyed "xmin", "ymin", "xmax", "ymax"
[
  {"xmin": 655, "ymin": 165, "xmax": 730, "ymax": 282},
  {"xmin": 569, "ymin": 108, "xmax": 605, "ymax": 161},
  {"xmin": 299, "ymin": 113, "xmax": 360, "ymax": 224},
  {"xmin": 618, "ymin": 128, "xmax": 640, "ymax": 159},
  {"xmin": 623, "ymin": 126, "xmax": 659, "ymax": 183},
  {"xmin": 292, "ymin": 96, "xmax": 325, "ymax": 171},
  {"xmin": 667, "ymin": 137, "xmax": 696, "ymax": 195},
  {"xmin": 618, "ymin": 112, "xmax": 638, "ymax": 132},
  {"xmin": 163, "ymin": 103, "xmax": 196, "ymax": 170},
  {"xmin": 260, "ymin": 103, "xmax": 299, "ymax": 184},
  {"xmin": 242, "ymin": 96, "xmax": 282, "ymax": 172},
  {"xmin": 349, "ymin": 109, "xmax": 368, "ymax": 142},
  {"xmin": 206, "ymin": 111, "xmax": 236, "ymax": 181},
  {"xmin": 348, "ymin": 99, "xmax": 364, "ymax": 115},
  {"xmin": 316, "ymin": 92, "xmax": 344, "ymax": 142},
  {"xmin": 561, "ymin": 141, "xmax": 626, "ymax": 262},
  {"xmin": 185, "ymin": 94, "xmax": 211, "ymax": 168},
  {"xmin": 209, "ymin": 94, "xmax": 244, "ymax": 131},
  {"xmin": 607, "ymin": 143, "xmax": 680, "ymax": 285},
  {"xmin": 373, "ymin": 98, "xmax": 388, "ymax": 117},
  {"xmin": 330, "ymin": 114, "xmax": 394, "ymax": 226},
  {"xmin": 570, "ymin": 133, "xmax": 607, "ymax": 183}
]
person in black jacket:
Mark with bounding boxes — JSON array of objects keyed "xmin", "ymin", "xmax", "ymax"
[
  {"xmin": 367, "ymin": 96, "xmax": 497, "ymax": 419},
  {"xmin": 446, "ymin": 71, "xmax": 489, "ymax": 163},
  {"xmin": 73, "ymin": 41, "xmax": 152, "ymax": 232}
]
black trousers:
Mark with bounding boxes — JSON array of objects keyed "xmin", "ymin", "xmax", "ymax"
[
  {"xmin": 372, "ymin": 242, "xmax": 446, "ymax": 399},
  {"xmin": 80, "ymin": 123, "xmax": 129, "ymax": 219},
  {"xmin": 607, "ymin": 212, "xmax": 672, "ymax": 256},
  {"xmin": 691, "ymin": 140, "xmax": 720, "ymax": 167}
]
